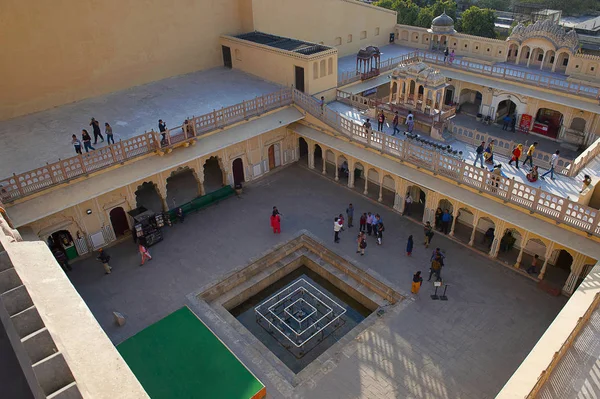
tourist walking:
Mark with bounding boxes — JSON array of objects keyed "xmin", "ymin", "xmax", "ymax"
[
  {"xmin": 90, "ymin": 118, "xmax": 104, "ymax": 144},
  {"xmin": 139, "ymin": 243, "xmax": 152, "ymax": 266},
  {"xmin": 96, "ymin": 248, "xmax": 112, "ymax": 274},
  {"xmin": 377, "ymin": 111, "xmax": 385, "ymax": 131},
  {"xmin": 334, "ymin": 217, "xmax": 342, "ymax": 243},
  {"xmin": 431, "ymin": 248, "xmax": 445, "ymax": 266},
  {"xmin": 443, "ymin": 47, "xmax": 449, "ymax": 62},
  {"xmin": 523, "ymin": 142, "xmax": 538, "ymax": 169},
  {"xmin": 441, "ymin": 209, "xmax": 452, "ymax": 234},
  {"xmin": 406, "ymin": 113, "xmax": 414, "ymax": 133},
  {"xmin": 511, "ymin": 114, "xmax": 517, "ymax": 132},
  {"xmin": 449, "ymin": 50, "xmax": 455, "ymax": 64},
  {"xmin": 411, "ymin": 271, "xmax": 423, "ymax": 293},
  {"xmin": 392, "ymin": 111, "xmax": 400, "ymax": 135},
  {"xmin": 71, "ymin": 134, "xmax": 82, "ymax": 155},
  {"xmin": 366, "ymin": 212, "xmax": 373, "ymax": 236},
  {"xmin": 484, "ymin": 140, "xmax": 495, "ymax": 165},
  {"xmin": 424, "ymin": 221, "xmax": 434, "ymax": 248},
  {"xmin": 404, "ymin": 193, "xmax": 413, "ymax": 216},
  {"xmin": 105, "ymin": 122, "xmax": 114, "ymax": 144},
  {"xmin": 81, "ymin": 130, "xmax": 95, "ymax": 152},
  {"xmin": 338, "ymin": 214, "xmax": 345, "ymax": 231},
  {"xmin": 581, "ymin": 175, "xmax": 592, "ymax": 193},
  {"xmin": 319, "ymin": 96, "xmax": 325, "ymax": 114},
  {"xmin": 346, "ymin": 203, "xmax": 354, "ymax": 228},
  {"xmin": 158, "ymin": 119, "xmax": 167, "ymax": 145},
  {"xmin": 508, "ymin": 143, "xmax": 523, "ymax": 169},
  {"xmin": 363, "ymin": 119, "xmax": 372, "ymax": 135},
  {"xmin": 406, "ymin": 235, "xmax": 414, "ymax": 256},
  {"xmin": 270, "ymin": 211, "xmax": 281, "ymax": 234},
  {"xmin": 358, "ymin": 232, "xmax": 367, "ymax": 255},
  {"xmin": 526, "ymin": 254, "xmax": 539, "ymax": 274},
  {"xmin": 52, "ymin": 247, "xmax": 72, "ymax": 273},
  {"xmin": 502, "ymin": 115, "xmax": 511, "ymax": 130},
  {"xmin": 176, "ymin": 207, "xmax": 185, "ymax": 223},
  {"xmin": 428, "ymin": 255, "xmax": 443, "ymax": 282},
  {"xmin": 541, "ymin": 150, "xmax": 559, "ymax": 180},
  {"xmin": 376, "ymin": 222, "xmax": 384, "ymax": 245},
  {"xmin": 474, "ymin": 141, "xmax": 485, "ymax": 168},
  {"xmin": 356, "ymin": 232, "xmax": 365, "ymax": 253},
  {"xmin": 359, "ymin": 213, "xmax": 367, "ymax": 232}
]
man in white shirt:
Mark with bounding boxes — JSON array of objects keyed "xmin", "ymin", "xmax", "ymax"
[
  {"xmin": 334, "ymin": 217, "xmax": 342, "ymax": 243},
  {"xmin": 541, "ymin": 150, "xmax": 559, "ymax": 181},
  {"xmin": 404, "ymin": 193, "xmax": 413, "ymax": 216}
]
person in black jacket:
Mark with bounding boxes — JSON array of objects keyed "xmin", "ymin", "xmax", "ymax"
[
  {"xmin": 97, "ymin": 248, "xmax": 112, "ymax": 274},
  {"xmin": 90, "ymin": 118, "xmax": 104, "ymax": 144}
]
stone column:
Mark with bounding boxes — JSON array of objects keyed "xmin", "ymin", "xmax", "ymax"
[
  {"xmin": 421, "ymin": 89, "xmax": 428, "ymax": 113},
  {"xmin": 527, "ymin": 49, "xmax": 534, "ymax": 68},
  {"xmin": 489, "ymin": 220, "xmax": 506, "ymax": 258},
  {"xmin": 537, "ymin": 242, "xmax": 555, "ymax": 280},
  {"xmin": 334, "ymin": 156, "xmax": 339, "ymax": 181},
  {"xmin": 363, "ymin": 171, "xmax": 369, "ymax": 195},
  {"xmin": 515, "ymin": 46, "xmax": 520, "ymax": 65},
  {"xmin": 513, "ymin": 231, "xmax": 530, "ymax": 268},
  {"xmin": 551, "ymin": 54, "xmax": 558, "ymax": 72},
  {"xmin": 403, "ymin": 80, "xmax": 409, "ymax": 104},
  {"xmin": 308, "ymin": 146, "xmax": 315, "ymax": 169},
  {"xmin": 423, "ymin": 190, "xmax": 437, "ymax": 224},
  {"xmin": 155, "ymin": 175, "xmax": 169, "ymax": 212},
  {"xmin": 449, "ymin": 206, "xmax": 460, "ymax": 236},
  {"xmin": 539, "ymin": 50, "xmax": 547, "ymax": 70},
  {"xmin": 394, "ymin": 179, "xmax": 407, "ymax": 213},
  {"xmin": 348, "ymin": 159, "xmax": 355, "ymax": 188},
  {"xmin": 378, "ymin": 175, "xmax": 383, "ymax": 202},
  {"xmin": 322, "ymin": 154, "xmax": 327, "ymax": 175},
  {"xmin": 562, "ymin": 254, "xmax": 585, "ymax": 295},
  {"xmin": 468, "ymin": 211, "xmax": 480, "ymax": 246}
]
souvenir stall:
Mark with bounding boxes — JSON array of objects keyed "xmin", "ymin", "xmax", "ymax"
[{"xmin": 127, "ymin": 207, "xmax": 164, "ymax": 247}]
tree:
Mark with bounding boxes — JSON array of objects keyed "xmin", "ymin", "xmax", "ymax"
[
  {"xmin": 415, "ymin": 7, "xmax": 435, "ymax": 28},
  {"xmin": 477, "ymin": 0, "xmax": 508, "ymax": 11},
  {"xmin": 373, "ymin": 0, "xmax": 395, "ymax": 10},
  {"xmin": 460, "ymin": 6, "xmax": 496, "ymax": 38},
  {"xmin": 430, "ymin": 0, "xmax": 457, "ymax": 21},
  {"xmin": 396, "ymin": 1, "xmax": 421, "ymax": 25}
]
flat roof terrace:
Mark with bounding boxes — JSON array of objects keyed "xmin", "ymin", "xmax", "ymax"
[
  {"xmin": 235, "ymin": 31, "xmax": 332, "ymax": 55},
  {"xmin": 0, "ymin": 68, "xmax": 280, "ymax": 177}
]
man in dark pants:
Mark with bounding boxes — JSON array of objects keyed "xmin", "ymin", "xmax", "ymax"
[
  {"xmin": 334, "ymin": 217, "xmax": 341, "ymax": 243},
  {"xmin": 346, "ymin": 203, "xmax": 354, "ymax": 228},
  {"xmin": 90, "ymin": 118, "xmax": 104, "ymax": 144},
  {"xmin": 52, "ymin": 248, "xmax": 72, "ymax": 272},
  {"xmin": 158, "ymin": 119, "xmax": 167, "ymax": 145},
  {"xmin": 441, "ymin": 210, "xmax": 452, "ymax": 234}
]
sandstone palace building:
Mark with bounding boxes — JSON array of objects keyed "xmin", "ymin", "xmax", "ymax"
[{"xmin": 0, "ymin": 0, "xmax": 600, "ymax": 398}]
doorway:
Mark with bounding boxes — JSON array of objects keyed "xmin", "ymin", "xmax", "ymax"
[
  {"xmin": 109, "ymin": 207, "xmax": 129, "ymax": 237},
  {"xmin": 295, "ymin": 66, "xmax": 305, "ymax": 92},
  {"xmin": 48, "ymin": 230, "xmax": 78, "ymax": 260},
  {"xmin": 232, "ymin": 158, "xmax": 245, "ymax": 186},
  {"xmin": 222, "ymin": 46, "xmax": 232, "ymax": 69},
  {"xmin": 268, "ymin": 144, "xmax": 281, "ymax": 170}
]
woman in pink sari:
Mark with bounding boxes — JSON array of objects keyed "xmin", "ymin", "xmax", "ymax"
[
  {"xmin": 270, "ymin": 211, "xmax": 281, "ymax": 234},
  {"xmin": 139, "ymin": 243, "xmax": 152, "ymax": 266}
]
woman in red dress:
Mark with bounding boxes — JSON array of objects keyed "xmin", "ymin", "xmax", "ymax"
[{"xmin": 270, "ymin": 211, "xmax": 281, "ymax": 234}]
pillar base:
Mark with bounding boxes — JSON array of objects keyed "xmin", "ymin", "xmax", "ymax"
[{"xmin": 363, "ymin": 190, "xmax": 368, "ymax": 195}]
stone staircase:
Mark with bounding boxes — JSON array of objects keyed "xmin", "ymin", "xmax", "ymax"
[{"xmin": 0, "ymin": 243, "xmax": 81, "ymax": 399}]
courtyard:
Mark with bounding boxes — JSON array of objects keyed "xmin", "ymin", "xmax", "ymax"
[{"xmin": 67, "ymin": 164, "xmax": 566, "ymax": 398}]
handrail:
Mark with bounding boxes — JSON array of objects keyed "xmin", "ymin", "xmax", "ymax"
[
  {"xmin": 337, "ymin": 49, "xmax": 600, "ymax": 99},
  {"xmin": 290, "ymin": 89, "xmax": 600, "ymax": 237},
  {"xmin": 0, "ymin": 89, "xmax": 294, "ymax": 203},
  {"xmin": 567, "ymin": 135, "xmax": 600, "ymax": 177}
]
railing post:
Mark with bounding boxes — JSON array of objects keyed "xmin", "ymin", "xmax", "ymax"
[
  {"xmin": 47, "ymin": 162, "xmax": 57, "ymax": 184},
  {"xmin": 13, "ymin": 173, "xmax": 24, "ymax": 197},
  {"xmin": 109, "ymin": 143, "xmax": 117, "ymax": 163},
  {"xmin": 166, "ymin": 129, "xmax": 172, "ymax": 146},
  {"xmin": 79, "ymin": 154, "xmax": 87, "ymax": 174},
  {"xmin": 59, "ymin": 158, "xmax": 68, "ymax": 180},
  {"xmin": 506, "ymin": 178, "xmax": 516, "ymax": 201},
  {"xmin": 213, "ymin": 109, "xmax": 218, "ymax": 129}
]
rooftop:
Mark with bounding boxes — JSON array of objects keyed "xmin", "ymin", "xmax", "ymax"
[
  {"xmin": 235, "ymin": 31, "xmax": 331, "ymax": 55},
  {"xmin": 0, "ymin": 68, "xmax": 280, "ymax": 177}
]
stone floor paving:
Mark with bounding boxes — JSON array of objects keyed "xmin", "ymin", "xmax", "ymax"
[
  {"xmin": 67, "ymin": 164, "xmax": 566, "ymax": 398},
  {"xmin": 0, "ymin": 68, "xmax": 280, "ymax": 177},
  {"xmin": 327, "ymin": 101, "xmax": 597, "ymax": 202}
]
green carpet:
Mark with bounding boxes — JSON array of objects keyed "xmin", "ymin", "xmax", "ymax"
[{"xmin": 117, "ymin": 307, "xmax": 265, "ymax": 399}]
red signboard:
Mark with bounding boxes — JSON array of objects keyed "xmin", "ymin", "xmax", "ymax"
[{"xmin": 519, "ymin": 114, "xmax": 532, "ymax": 133}]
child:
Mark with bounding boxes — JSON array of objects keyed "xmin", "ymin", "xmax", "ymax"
[
  {"xmin": 359, "ymin": 213, "xmax": 367, "ymax": 232},
  {"xmin": 72, "ymin": 134, "xmax": 82, "ymax": 154},
  {"xmin": 406, "ymin": 235, "xmax": 414, "ymax": 256},
  {"xmin": 526, "ymin": 166, "xmax": 539, "ymax": 183},
  {"xmin": 411, "ymin": 271, "xmax": 423, "ymax": 294}
]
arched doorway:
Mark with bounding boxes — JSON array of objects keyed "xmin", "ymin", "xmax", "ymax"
[
  {"xmin": 405, "ymin": 185, "xmax": 425, "ymax": 220},
  {"xmin": 232, "ymin": 158, "xmax": 245, "ymax": 186},
  {"xmin": 268, "ymin": 144, "xmax": 281, "ymax": 170},
  {"xmin": 325, "ymin": 150, "xmax": 336, "ymax": 178},
  {"xmin": 534, "ymin": 108, "xmax": 563, "ymax": 139},
  {"xmin": 555, "ymin": 52, "xmax": 569, "ymax": 73},
  {"xmin": 389, "ymin": 82, "xmax": 398, "ymax": 103},
  {"xmin": 365, "ymin": 168, "xmax": 380, "ymax": 201},
  {"xmin": 314, "ymin": 144, "xmax": 323, "ymax": 171},
  {"xmin": 529, "ymin": 48, "xmax": 544, "ymax": 68},
  {"xmin": 47, "ymin": 230, "xmax": 78, "ymax": 260},
  {"xmin": 497, "ymin": 228, "xmax": 522, "ymax": 265},
  {"xmin": 453, "ymin": 208, "xmax": 474, "ymax": 244},
  {"xmin": 109, "ymin": 207, "xmax": 129, "ymax": 237},
  {"xmin": 135, "ymin": 182, "xmax": 164, "ymax": 213},
  {"xmin": 203, "ymin": 156, "xmax": 225, "ymax": 194},
  {"xmin": 444, "ymin": 85, "xmax": 455, "ymax": 106},
  {"xmin": 518, "ymin": 45, "xmax": 531, "ymax": 66},
  {"xmin": 352, "ymin": 162, "xmax": 365, "ymax": 195},
  {"xmin": 473, "ymin": 217, "xmax": 495, "ymax": 252},
  {"xmin": 337, "ymin": 155, "xmax": 349, "ymax": 183},
  {"xmin": 408, "ymin": 81, "xmax": 416, "ymax": 104},
  {"xmin": 459, "ymin": 89, "xmax": 482, "ymax": 116},
  {"xmin": 381, "ymin": 175, "xmax": 395, "ymax": 207},
  {"xmin": 436, "ymin": 199, "xmax": 453, "ymax": 232},
  {"xmin": 543, "ymin": 50, "xmax": 555, "ymax": 70},
  {"xmin": 570, "ymin": 117, "xmax": 586, "ymax": 133},
  {"xmin": 543, "ymin": 249, "xmax": 574, "ymax": 293},
  {"xmin": 496, "ymin": 100, "xmax": 517, "ymax": 122},
  {"xmin": 299, "ymin": 137, "xmax": 309, "ymax": 165},
  {"xmin": 520, "ymin": 238, "xmax": 547, "ymax": 274},
  {"xmin": 507, "ymin": 43, "xmax": 519, "ymax": 63},
  {"xmin": 166, "ymin": 168, "xmax": 200, "ymax": 208}
]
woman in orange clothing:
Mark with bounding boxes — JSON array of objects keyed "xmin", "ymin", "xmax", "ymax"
[
  {"xmin": 411, "ymin": 271, "xmax": 423, "ymax": 294},
  {"xmin": 508, "ymin": 143, "xmax": 523, "ymax": 169}
]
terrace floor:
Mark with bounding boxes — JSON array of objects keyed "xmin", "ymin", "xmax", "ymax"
[
  {"xmin": 66, "ymin": 165, "xmax": 566, "ymax": 399},
  {"xmin": 0, "ymin": 68, "xmax": 281, "ymax": 177},
  {"xmin": 327, "ymin": 101, "xmax": 599, "ymax": 202}
]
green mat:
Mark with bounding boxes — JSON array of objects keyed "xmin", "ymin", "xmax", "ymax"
[{"xmin": 117, "ymin": 307, "xmax": 265, "ymax": 399}]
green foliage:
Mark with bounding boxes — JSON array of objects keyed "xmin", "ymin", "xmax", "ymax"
[
  {"xmin": 375, "ymin": 0, "xmax": 458, "ymax": 27},
  {"xmin": 461, "ymin": 6, "xmax": 497, "ymax": 38},
  {"xmin": 396, "ymin": 1, "xmax": 421, "ymax": 25},
  {"xmin": 416, "ymin": 7, "xmax": 436, "ymax": 27},
  {"xmin": 476, "ymin": 0, "xmax": 509, "ymax": 11},
  {"xmin": 430, "ymin": 0, "xmax": 457, "ymax": 21},
  {"xmin": 510, "ymin": 0, "xmax": 600, "ymax": 16}
]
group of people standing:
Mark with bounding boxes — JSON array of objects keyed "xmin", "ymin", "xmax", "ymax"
[
  {"xmin": 71, "ymin": 117, "xmax": 114, "ymax": 154},
  {"xmin": 364, "ymin": 111, "xmax": 414, "ymax": 137}
]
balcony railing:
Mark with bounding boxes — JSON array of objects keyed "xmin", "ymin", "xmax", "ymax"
[
  {"xmin": 291, "ymin": 89, "xmax": 600, "ymax": 237},
  {"xmin": 337, "ymin": 49, "xmax": 600, "ymax": 99},
  {"xmin": 0, "ymin": 89, "xmax": 293, "ymax": 203}
]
